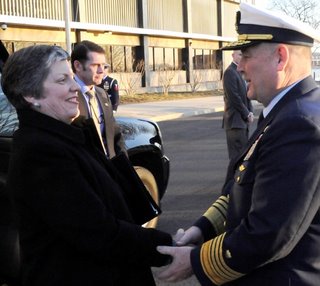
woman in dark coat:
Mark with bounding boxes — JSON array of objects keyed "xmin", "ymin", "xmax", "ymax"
[{"xmin": 1, "ymin": 45, "xmax": 172, "ymax": 286}]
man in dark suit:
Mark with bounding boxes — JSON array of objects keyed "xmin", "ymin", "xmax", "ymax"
[
  {"xmin": 71, "ymin": 40, "xmax": 126, "ymax": 158},
  {"xmin": 222, "ymin": 50, "xmax": 253, "ymax": 160},
  {"xmin": 98, "ymin": 64, "xmax": 120, "ymax": 112},
  {"xmin": 157, "ymin": 3, "xmax": 320, "ymax": 285}
]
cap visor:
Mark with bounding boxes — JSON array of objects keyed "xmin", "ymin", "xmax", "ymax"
[{"xmin": 220, "ymin": 40, "xmax": 258, "ymax": 50}]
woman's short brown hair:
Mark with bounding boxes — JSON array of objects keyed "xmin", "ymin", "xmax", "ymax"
[{"xmin": 1, "ymin": 45, "xmax": 69, "ymax": 109}]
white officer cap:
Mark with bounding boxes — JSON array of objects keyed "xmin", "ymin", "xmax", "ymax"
[{"xmin": 222, "ymin": 3, "xmax": 320, "ymax": 50}]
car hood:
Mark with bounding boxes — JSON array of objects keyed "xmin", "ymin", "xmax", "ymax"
[{"xmin": 115, "ymin": 116, "xmax": 162, "ymax": 150}]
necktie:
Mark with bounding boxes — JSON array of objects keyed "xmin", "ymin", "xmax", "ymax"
[
  {"xmin": 257, "ymin": 111, "xmax": 264, "ymax": 126},
  {"xmin": 86, "ymin": 90, "xmax": 107, "ymax": 155}
]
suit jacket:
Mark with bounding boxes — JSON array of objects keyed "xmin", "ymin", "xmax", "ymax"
[
  {"xmin": 191, "ymin": 76, "xmax": 320, "ymax": 286},
  {"xmin": 78, "ymin": 86, "xmax": 125, "ymax": 158},
  {"xmin": 98, "ymin": 76, "xmax": 120, "ymax": 111},
  {"xmin": 7, "ymin": 109, "xmax": 172, "ymax": 286},
  {"xmin": 222, "ymin": 62, "xmax": 252, "ymax": 130}
]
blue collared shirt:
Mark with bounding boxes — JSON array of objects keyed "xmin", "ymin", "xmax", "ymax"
[
  {"xmin": 74, "ymin": 75, "xmax": 95, "ymax": 109},
  {"xmin": 74, "ymin": 75, "xmax": 104, "ymax": 116},
  {"xmin": 262, "ymin": 80, "xmax": 302, "ymax": 118}
]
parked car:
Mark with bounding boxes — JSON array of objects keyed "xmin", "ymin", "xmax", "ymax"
[{"xmin": 116, "ymin": 116, "xmax": 170, "ymax": 227}]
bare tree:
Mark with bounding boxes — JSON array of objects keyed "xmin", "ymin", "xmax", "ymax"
[
  {"xmin": 269, "ymin": 0, "xmax": 320, "ymax": 53},
  {"xmin": 105, "ymin": 46, "xmax": 145, "ymax": 97},
  {"xmin": 189, "ymin": 69, "xmax": 203, "ymax": 93},
  {"xmin": 119, "ymin": 60, "xmax": 145, "ymax": 97},
  {"xmin": 270, "ymin": 0, "xmax": 320, "ymax": 29},
  {"xmin": 157, "ymin": 65, "xmax": 176, "ymax": 96},
  {"xmin": 182, "ymin": 60, "xmax": 204, "ymax": 93}
]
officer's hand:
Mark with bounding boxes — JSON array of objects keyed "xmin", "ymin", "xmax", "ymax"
[
  {"xmin": 172, "ymin": 228, "xmax": 185, "ymax": 244},
  {"xmin": 175, "ymin": 226, "xmax": 203, "ymax": 246}
]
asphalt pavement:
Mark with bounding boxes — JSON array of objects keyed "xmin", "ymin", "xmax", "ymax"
[
  {"xmin": 115, "ymin": 95, "xmax": 262, "ymax": 286},
  {"xmin": 115, "ymin": 95, "xmax": 262, "ymax": 122}
]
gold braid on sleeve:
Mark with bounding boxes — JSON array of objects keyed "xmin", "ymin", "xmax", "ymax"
[
  {"xmin": 203, "ymin": 195, "xmax": 229, "ymax": 235},
  {"xmin": 200, "ymin": 233, "xmax": 245, "ymax": 285}
]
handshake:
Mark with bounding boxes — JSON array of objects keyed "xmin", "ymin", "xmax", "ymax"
[{"xmin": 156, "ymin": 226, "xmax": 203, "ymax": 283}]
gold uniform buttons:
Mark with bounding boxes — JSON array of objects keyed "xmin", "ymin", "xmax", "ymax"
[
  {"xmin": 225, "ymin": 250, "xmax": 232, "ymax": 259},
  {"xmin": 239, "ymin": 164, "xmax": 246, "ymax": 171}
]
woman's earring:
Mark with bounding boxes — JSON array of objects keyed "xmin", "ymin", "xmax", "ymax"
[{"xmin": 33, "ymin": 102, "xmax": 41, "ymax": 108}]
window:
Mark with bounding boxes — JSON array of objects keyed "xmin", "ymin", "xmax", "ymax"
[
  {"xmin": 149, "ymin": 47, "xmax": 183, "ymax": 71},
  {"xmin": 154, "ymin": 47, "xmax": 164, "ymax": 70},
  {"xmin": 105, "ymin": 45, "xmax": 136, "ymax": 72},
  {"xmin": 193, "ymin": 49, "xmax": 217, "ymax": 69},
  {"xmin": 193, "ymin": 49, "xmax": 204, "ymax": 69},
  {"xmin": 2, "ymin": 41, "xmax": 67, "ymax": 54},
  {"xmin": 111, "ymin": 46, "xmax": 125, "ymax": 72}
]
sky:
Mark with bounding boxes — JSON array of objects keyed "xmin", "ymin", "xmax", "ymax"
[{"xmin": 255, "ymin": 0, "xmax": 271, "ymax": 8}]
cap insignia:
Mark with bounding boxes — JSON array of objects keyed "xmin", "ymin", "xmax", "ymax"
[{"xmin": 238, "ymin": 34, "xmax": 274, "ymax": 41}]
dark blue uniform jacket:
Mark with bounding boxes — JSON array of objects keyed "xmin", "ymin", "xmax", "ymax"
[{"xmin": 192, "ymin": 76, "xmax": 320, "ymax": 286}]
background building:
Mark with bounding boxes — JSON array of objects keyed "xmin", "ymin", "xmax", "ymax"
[{"xmin": 0, "ymin": 0, "xmax": 255, "ymax": 94}]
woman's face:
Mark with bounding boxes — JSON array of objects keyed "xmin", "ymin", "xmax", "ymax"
[{"xmin": 35, "ymin": 60, "xmax": 80, "ymax": 124}]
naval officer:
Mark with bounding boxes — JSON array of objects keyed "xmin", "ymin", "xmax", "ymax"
[{"xmin": 157, "ymin": 3, "xmax": 320, "ymax": 285}]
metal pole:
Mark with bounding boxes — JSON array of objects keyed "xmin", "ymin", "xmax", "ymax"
[{"xmin": 64, "ymin": 0, "xmax": 72, "ymax": 55}]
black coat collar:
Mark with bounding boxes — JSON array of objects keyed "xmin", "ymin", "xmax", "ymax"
[{"xmin": 17, "ymin": 109, "xmax": 85, "ymax": 145}]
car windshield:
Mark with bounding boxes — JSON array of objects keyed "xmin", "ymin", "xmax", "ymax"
[{"xmin": 0, "ymin": 81, "xmax": 19, "ymax": 136}]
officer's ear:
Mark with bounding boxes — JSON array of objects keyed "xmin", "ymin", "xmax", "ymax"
[{"xmin": 276, "ymin": 44, "xmax": 289, "ymax": 71}]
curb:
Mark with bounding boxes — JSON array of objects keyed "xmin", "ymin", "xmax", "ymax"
[
  {"xmin": 151, "ymin": 106, "xmax": 225, "ymax": 122},
  {"xmin": 116, "ymin": 97, "xmax": 263, "ymax": 122}
]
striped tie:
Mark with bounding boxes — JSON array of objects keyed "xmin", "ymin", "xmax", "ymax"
[{"xmin": 86, "ymin": 90, "xmax": 107, "ymax": 155}]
